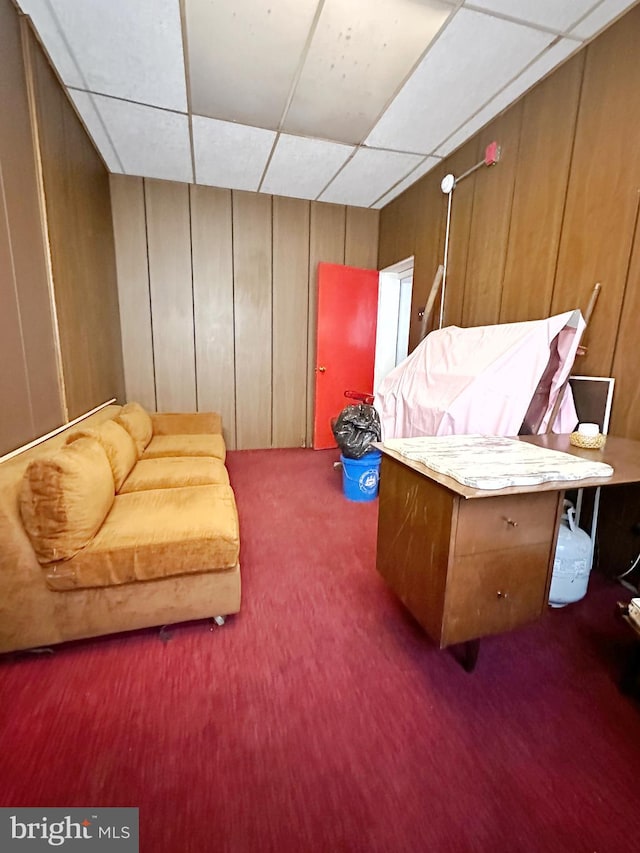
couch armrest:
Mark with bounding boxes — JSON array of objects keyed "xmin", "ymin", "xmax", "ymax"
[{"xmin": 151, "ymin": 412, "xmax": 222, "ymax": 435}]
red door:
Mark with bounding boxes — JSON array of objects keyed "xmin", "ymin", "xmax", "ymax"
[{"xmin": 313, "ymin": 262, "xmax": 379, "ymax": 449}]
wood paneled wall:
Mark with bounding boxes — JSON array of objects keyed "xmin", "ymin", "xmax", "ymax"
[
  {"xmin": 26, "ymin": 26, "xmax": 124, "ymax": 421},
  {"xmin": 378, "ymin": 5, "xmax": 640, "ymax": 442},
  {"xmin": 111, "ymin": 177, "xmax": 379, "ymax": 449},
  {"xmin": 0, "ymin": 0, "xmax": 123, "ymax": 455},
  {"xmin": 0, "ymin": 0, "xmax": 63, "ymax": 454}
]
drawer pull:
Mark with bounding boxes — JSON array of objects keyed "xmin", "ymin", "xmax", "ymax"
[
  {"xmin": 503, "ymin": 517, "xmax": 519, "ymax": 527},
  {"xmin": 496, "ymin": 590, "xmax": 508, "ymax": 599}
]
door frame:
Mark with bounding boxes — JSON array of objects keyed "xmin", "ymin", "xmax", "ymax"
[{"xmin": 374, "ymin": 256, "xmax": 414, "ymax": 392}]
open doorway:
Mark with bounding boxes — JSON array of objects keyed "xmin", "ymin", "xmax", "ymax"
[{"xmin": 374, "ymin": 256, "xmax": 414, "ymax": 392}]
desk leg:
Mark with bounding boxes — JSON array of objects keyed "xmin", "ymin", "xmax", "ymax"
[{"xmin": 450, "ymin": 639, "xmax": 480, "ymax": 673}]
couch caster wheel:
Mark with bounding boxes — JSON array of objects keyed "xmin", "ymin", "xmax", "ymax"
[
  {"xmin": 211, "ymin": 615, "xmax": 226, "ymax": 627},
  {"xmin": 159, "ymin": 625, "xmax": 173, "ymax": 643}
]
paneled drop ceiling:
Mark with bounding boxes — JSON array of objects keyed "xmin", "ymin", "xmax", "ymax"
[{"xmin": 18, "ymin": 0, "xmax": 640, "ymax": 209}]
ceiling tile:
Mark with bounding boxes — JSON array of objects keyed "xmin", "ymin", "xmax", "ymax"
[
  {"xmin": 18, "ymin": 0, "xmax": 84, "ymax": 88},
  {"xmin": 67, "ymin": 90, "xmax": 123, "ymax": 172},
  {"xmin": 434, "ymin": 37, "xmax": 579, "ymax": 157},
  {"xmin": 371, "ymin": 156, "xmax": 442, "ymax": 208},
  {"xmin": 466, "ymin": 1, "xmax": 599, "ymax": 32},
  {"xmin": 261, "ymin": 135, "xmax": 354, "ymax": 200},
  {"xmin": 87, "ymin": 95, "xmax": 193, "ymax": 183},
  {"xmin": 186, "ymin": 0, "xmax": 319, "ymax": 129},
  {"xmin": 365, "ymin": 8, "xmax": 555, "ymax": 155},
  {"xmin": 569, "ymin": 0, "xmax": 639, "ymax": 38},
  {"xmin": 192, "ymin": 117, "xmax": 276, "ymax": 191},
  {"xmin": 25, "ymin": 0, "xmax": 187, "ymax": 111},
  {"xmin": 319, "ymin": 148, "xmax": 424, "ymax": 207},
  {"xmin": 283, "ymin": 0, "xmax": 453, "ymax": 144}
]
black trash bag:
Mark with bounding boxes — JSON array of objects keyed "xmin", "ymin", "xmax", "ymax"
[{"xmin": 332, "ymin": 403, "xmax": 381, "ymax": 459}]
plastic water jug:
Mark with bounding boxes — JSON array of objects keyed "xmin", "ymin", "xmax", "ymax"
[{"xmin": 549, "ymin": 501, "xmax": 592, "ymax": 608}]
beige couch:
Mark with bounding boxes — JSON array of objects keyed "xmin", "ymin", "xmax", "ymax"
[{"xmin": 0, "ymin": 403, "xmax": 240, "ymax": 654}]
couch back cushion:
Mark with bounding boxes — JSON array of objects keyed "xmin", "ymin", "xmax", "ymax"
[
  {"xmin": 66, "ymin": 420, "xmax": 137, "ymax": 491},
  {"xmin": 115, "ymin": 402, "xmax": 153, "ymax": 457},
  {"xmin": 19, "ymin": 437, "xmax": 115, "ymax": 564}
]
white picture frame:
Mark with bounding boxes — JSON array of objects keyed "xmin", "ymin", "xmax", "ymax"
[
  {"xmin": 568, "ymin": 375, "xmax": 615, "ymax": 435},
  {"xmin": 567, "ymin": 375, "xmax": 616, "ymax": 575}
]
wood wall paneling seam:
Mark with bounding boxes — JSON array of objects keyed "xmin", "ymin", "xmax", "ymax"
[
  {"xmin": 272, "ymin": 196, "xmax": 310, "ymax": 447},
  {"xmin": 230, "ymin": 188, "xmax": 238, "ymax": 449},
  {"xmin": 609, "ymin": 193, "xmax": 640, "ymax": 438},
  {"xmin": 270, "ymin": 194, "xmax": 275, "ymax": 447},
  {"xmin": 20, "ymin": 17, "xmax": 68, "ymax": 422},
  {"xmin": 494, "ymin": 107, "xmax": 525, "ymax": 321},
  {"xmin": 499, "ymin": 53, "xmax": 585, "ymax": 325},
  {"xmin": 0, "ymin": 158, "xmax": 34, "ymax": 435},
  {"xmin": 190, "ymin": 184, "xmax": 236, "ymax": 448},
  {"xmin": 232, "ymin": 190, "xmax": 273, "ymax": 449},
  {"xmin": 142, "ymin": 178, "xmax": 159, "ymax": 410},
  {"xmin": 144, "ymin": 179, "xmax": 196, "ymax": 412},
  {"xmin": 548, "ymin": 54, "xmax": 587, "ymax": 321},
  {"xmin": 189, "ymin": 184, "xmax": 198, "ymax": 411},
  {"xmin": 110, "ymin": 175, "xmax": 156, "ymax": 411}
]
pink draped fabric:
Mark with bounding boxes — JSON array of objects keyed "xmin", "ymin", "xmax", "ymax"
[{"xmin": 374, "ymin": 310, "xmax": 585, "ymax": 440}]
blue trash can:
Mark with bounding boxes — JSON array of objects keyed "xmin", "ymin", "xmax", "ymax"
[{"xmin": 340, "ymin": 448, "xmax": 382, "ymax": 502}]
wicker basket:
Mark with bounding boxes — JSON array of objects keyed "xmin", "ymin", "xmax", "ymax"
[{"xmin": 569, "ymin": 431, "xmax": 606, "ymax": 449}]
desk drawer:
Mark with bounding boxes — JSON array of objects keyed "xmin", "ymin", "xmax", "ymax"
[
  {"xmin": 442, "ymin": 543, "xmax": 551, "ymax": 646},
  {"xmin": 455, "ymin": 491, "xmax": 559, "ymax": 556}
]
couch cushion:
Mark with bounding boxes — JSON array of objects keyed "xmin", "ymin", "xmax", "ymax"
[
  {"xmin": 45, "ymin": 485, "xmax": 239, "ymax": 590},
  {"xmin": 66, "ymin": 420, "xmax": 137, "ymax": 491},
  {"xmin": 115, "ymin": 401, "xmax": 153, "ymax": 456},
  {"xmin": 119, "ymin": 456, "xmax": 229, "ymax": 493},
  {"xmin": 19, "ymin": 437, "xmax": 115, "ymax": 565},
  {"xmin": 142, "ymin": 433, "xmax": 226, "ymax": 462}
]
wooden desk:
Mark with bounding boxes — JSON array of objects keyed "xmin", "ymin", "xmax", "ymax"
[{"xmin": 375, "ymin": 435, "xmax": 640, "ymax": 665}]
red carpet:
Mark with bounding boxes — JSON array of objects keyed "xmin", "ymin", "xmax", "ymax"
[{"xmin": 1, "ymin": 448, "xmax": 639, "ymax": 852}]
